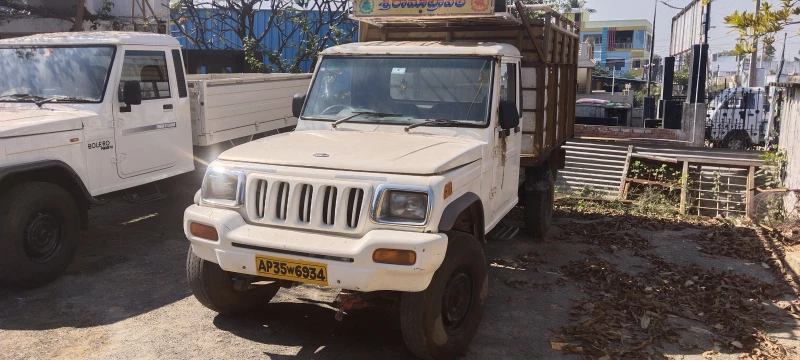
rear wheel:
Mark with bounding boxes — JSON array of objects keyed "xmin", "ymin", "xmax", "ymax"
[
  {"xmin": 186, "ymin": 248, "xmax": 280, "ymax": 316},
  {"xmin": 0, "ymin": 182, "xmax": 81, "ymax": 288},
  {"xmin": 400, "ymin": 232, "xmax": 487, "ymax": 360},
  {"xmin": 721, "ymin": 130, "xmax": 752, "ymax": 150},
  {"xmin": 523, "ymin": 164, "xmax": 555, "ymax": 238}
]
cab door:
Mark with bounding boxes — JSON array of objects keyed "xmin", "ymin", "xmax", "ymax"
[
  {"xmin": 112, "ymin": 48, "xmax": 179, "ymax": 178},
  {"xmin": 490, "ymin": 61, "xmax": 523, "ymax": 217}
]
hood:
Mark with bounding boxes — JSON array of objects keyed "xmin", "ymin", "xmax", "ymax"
[
  {"xmin": 0, "ymin": 108, "xmax": 90, "ymax": 138},
  {"xmin": 219, "ymin": 130, "xmax": 484, "ymax": 175}
]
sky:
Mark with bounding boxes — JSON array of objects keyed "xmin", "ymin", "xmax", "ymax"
[{"xmin": 586, "ymin": 0, "xmax": 800, "ymax": 60}]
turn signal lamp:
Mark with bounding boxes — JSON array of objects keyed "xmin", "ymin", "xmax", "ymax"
[
  {"xmin": 373, "ymin": 249, "xmax": 416, "ymax": 266},
  {"xmin": 190, "ymin": 222, "xmax": 219, "ymax": 241}
]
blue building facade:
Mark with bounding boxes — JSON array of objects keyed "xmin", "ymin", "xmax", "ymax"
[{"xmin": 171, "ymin": 10, "xmax": 357, "ymax": 73}]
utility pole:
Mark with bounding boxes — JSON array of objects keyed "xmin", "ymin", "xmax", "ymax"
[
  {"xmin": 748, "ymin": 0, "xmax": 761, "ymax": 87},
  {"xmin": 74, "ymin": 0, "xmax": 85, "ymax": 31},
  {"xmin": 647, "ymin": 0, "xmax": 657, "ymax": 97}
]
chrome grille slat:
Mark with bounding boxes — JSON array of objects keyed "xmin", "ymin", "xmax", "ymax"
[
  {"xmin": 298, "ymin": 184, "xmax": 313, "ymax": 223},
  {"xmin": 346, "ymin": 188, "xmax": 365, "ymax": 228},
  {"xmin": 275, "ymin": 182, "xmax": 289, "ymax": 221},
  {"xmin": 322, "ymin": 186, "xmax": 337, "ymax": 226}
]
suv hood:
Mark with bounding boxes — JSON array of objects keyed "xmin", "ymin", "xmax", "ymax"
[
  {"xmin": 0, "ymin": 107, "xmax": 90, "ymax": 138},
  {"xmin": 219, "ymin": 130, "xmax": 484, "ymax": 175}
]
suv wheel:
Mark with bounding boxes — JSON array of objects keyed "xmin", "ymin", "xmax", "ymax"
[
  {"xmin": 400, "ymin": 231, "xmax": 487, "ymax": 360},
  {"xmin": 0, "ymin": 182, "xmax": 81, "ymax": 288},
  {"xmin": 186, "ymin": 248, "xmax": 280, "ymax": 316}
]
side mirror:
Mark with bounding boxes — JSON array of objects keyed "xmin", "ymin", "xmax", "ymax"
[
  {"xmin": 498, "ymin": 100, "xmax": 520, "ymax": 130},
  {"xmin": 122, "ymin": 81, "xmax": 142, "ymax": 106},
  {"xmin": 292, "ymin": 93, "xmax": 306, "ymax": 118}
]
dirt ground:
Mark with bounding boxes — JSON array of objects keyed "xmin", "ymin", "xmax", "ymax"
[{"xmin": 1, "ymin": 170, "xmax": 799, "ymax": 360}]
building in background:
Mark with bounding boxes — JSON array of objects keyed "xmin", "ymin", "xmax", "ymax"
[
  {"xmin": 0, "ymin": 0, "xmax": 169, "ymax": 39},
  {"xmin": 573, "ymin": 10, "xmax": 653, "ymax": 78}
]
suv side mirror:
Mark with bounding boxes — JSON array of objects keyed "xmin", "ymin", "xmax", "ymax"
[
  {"xmin": 498, "ymin": 100, "xmax": 520, "ymax": 130},
  {"xmin": 122, "ymin": 81, "xmax": 142, "ymax": 106},
  {"xmin": 292, "ymin": 93, "xmax": 306, "ymax": 118}
]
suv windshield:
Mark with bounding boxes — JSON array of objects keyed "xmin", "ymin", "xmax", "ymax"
[
  {"xmin": 302, "ymin": 56, "xmax": 494, "ymax": 126},
  {"xmin": 0, "ymin": 46, "xmax": 115, "ymax": 103}
]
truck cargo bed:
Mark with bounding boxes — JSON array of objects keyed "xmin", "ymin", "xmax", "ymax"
[{"xmin": 187, "ymin": 73, "xmax": 312, "ymax": 146}]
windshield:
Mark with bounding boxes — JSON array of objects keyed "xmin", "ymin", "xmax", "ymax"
[
  {"xmin": 302, "ymin": 56, "xmax": 494, "ymax": 126},
  {"xmin": 0, "ymin": 46, "xmax": 115, "ymax": 102}
]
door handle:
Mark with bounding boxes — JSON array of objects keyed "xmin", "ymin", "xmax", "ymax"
[{"xmin": 163, "ymin": 104, "xmax": 173, "ymax": 110}]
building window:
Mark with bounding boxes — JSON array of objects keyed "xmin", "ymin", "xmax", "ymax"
[
  {"xmin": 606, "ymin": 58, "xmax": 626, "ymax": 71},
  {"xmin": 594, "ymin": 36, "xmax": 601, "ymax": 45},
  {"xmin": 632, "ymin": 59, "xmax": 641, "ymax": 69}
]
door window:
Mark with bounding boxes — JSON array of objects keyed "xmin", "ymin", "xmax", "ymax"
[
  {"xmin": 119, "ymin": 50, "xmax": 171, "ymax": 100},
  {"xmin": 500, "ymin": 63, "xmax": 518, "ymax": 113}
]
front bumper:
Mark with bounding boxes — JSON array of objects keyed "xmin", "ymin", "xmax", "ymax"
[{"xmin": 184, "ymin": 205, "xmax": 448, "ymax": 292}]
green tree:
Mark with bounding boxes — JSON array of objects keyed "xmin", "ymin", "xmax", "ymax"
[
  {"xmin": 724, "ymin": 0, "xmax": 800, "ymax": 56},
  {"xmin": 593, "ymin": 67, "xmax": 612, "ymax": 77}
]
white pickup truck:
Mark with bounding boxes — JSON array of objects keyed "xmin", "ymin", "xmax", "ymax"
[
  {"xmin": 0, "ymin": 32, "xmax": 309, "ymax": 288},
  {"xmin": 183, "ymin": 7, "xmax": 578, "ymax": 360}
]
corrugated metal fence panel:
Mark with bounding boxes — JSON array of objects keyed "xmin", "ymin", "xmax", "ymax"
[
  {"xmin": 556, "ymin": 139, "xmax": 765, "ymax": 200},
  {"xmin": 556, "ymin": 139, "xmax": 629, "ymax": 198},
  {"xmin": 171, "ymin": 10, "xmax": 356, "ymax": 73}
]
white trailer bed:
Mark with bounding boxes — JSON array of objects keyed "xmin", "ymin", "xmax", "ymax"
[{"xmin": 187, "ymin": 73, "xmax": 312, "ymax": 146}]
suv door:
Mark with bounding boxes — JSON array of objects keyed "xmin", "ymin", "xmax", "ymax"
[
  {"xmin": 490, "ymin": 61, "xmax": 522, "ymax": 217},
  {"xmin": 112, "ymin": 48, "xmax": 179, "ymax": 178}
]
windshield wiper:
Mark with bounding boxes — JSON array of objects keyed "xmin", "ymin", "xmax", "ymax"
[
  {"xmin": 0, "ymin": 94, "xmax": 94, "ymax": 108},
  {"xmin": 0, "ymin": 93, "xmax": 46, "ymax": 103},
  {"xmin": 34, "ymin": 95, "xmax": 95, "ymax": 107},
  {"xmin": 331, "ymin": 111, "xmax": 403, "ymax": 129},
  {"xmin": 404, "ymin": 119, "xmax": 473, "ymax": 132}
]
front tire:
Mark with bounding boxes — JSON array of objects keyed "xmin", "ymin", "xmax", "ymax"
[
  {"xmin": 186, "ymin": 248, "xmax": 280, "ymax": 316},
  {"xmin": 0, "ymin": 182, "xmax": 81, "ymax": 288},
  {"xmin": 400, "ymin": 232, "xmax": 488, "ymax": 360}
]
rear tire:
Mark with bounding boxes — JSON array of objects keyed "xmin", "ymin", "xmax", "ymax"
[
  {"xmin": 186, "ymin": 248, "xmax": 280, "ymax": 316},
  {"xmin": 400, "ymin": 232, "xmax": 487, "ymax": 360},
  {"xmin": 721, "ymin": 130, "xmax": 752, "ymax": 150},
  {"xmin": 0, "ymin": 182, "xmax": 81, "ymax": 288},
  {"xmin": 523, "ymin": 164, "xmax": 555, "ymax": 238}
]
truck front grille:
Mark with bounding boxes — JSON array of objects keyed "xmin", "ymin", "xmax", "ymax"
[{"xmin": 246, "ymin": 176, "xmax": 372, "ymax": 234}]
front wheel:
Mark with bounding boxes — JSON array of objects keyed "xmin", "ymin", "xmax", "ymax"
[
  {"xmin": 186, "ymin": 248, "xmax": 280, "ymax": 316},
  {"xmin": 0, "ymin": 182, "xmax": 81, "ymax": 288},
  {"xmin": 400, "ymin": 232, "xmax": 488, "ymax": 360}
]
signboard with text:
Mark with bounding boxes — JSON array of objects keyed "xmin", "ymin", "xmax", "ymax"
[{"xmin": 352, "ymin": 0, "xmax": 495, "ymax": 17}]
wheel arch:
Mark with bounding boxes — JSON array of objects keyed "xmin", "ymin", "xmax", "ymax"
[
  {"xmin": 0, "ymin": 160, "xmax": 97, "ymax": 229},
  {"xmin": 438, "ymin": 192, "xmax": 486, "ymax": 243}
]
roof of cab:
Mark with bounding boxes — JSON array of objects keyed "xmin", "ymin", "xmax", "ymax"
[
  {"xmin": 0, "ymin": 31, "xmax": 179, "ymax": 47},
  {"xmin": 321, "ymin": 41, "xmax": 521, "ymax": 57}
]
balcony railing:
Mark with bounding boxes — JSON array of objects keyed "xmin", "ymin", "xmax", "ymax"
[{"xmin": 612, "ymin": 42, "xmax": 633, "ymax": 49}]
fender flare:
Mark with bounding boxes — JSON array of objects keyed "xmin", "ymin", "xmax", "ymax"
[
  {"xmin": 0, "ymin": 160, "xmax": 99, "ymax": 206},
  {"xmin": 438, "ymin": 192, "xmax": 485, "ymax": 242}
]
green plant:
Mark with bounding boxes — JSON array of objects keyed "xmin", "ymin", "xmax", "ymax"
[{"xmin": 757, "ymin": 149, "xmax": 788, "ymax": 189}]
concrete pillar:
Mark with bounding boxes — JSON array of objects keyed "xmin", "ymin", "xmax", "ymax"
[{"xmin": 680, "ymin": 102, "xmax": 707, "ymax": 147}]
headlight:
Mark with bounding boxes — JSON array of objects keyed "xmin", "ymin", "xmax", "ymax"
[
  {"xmin": 373, "ymin": 186, "xmax": 431, "ymax": 226},
  {"xmin": 201, "ymin": 167, "xmax": 245, "ymax": 207}
]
